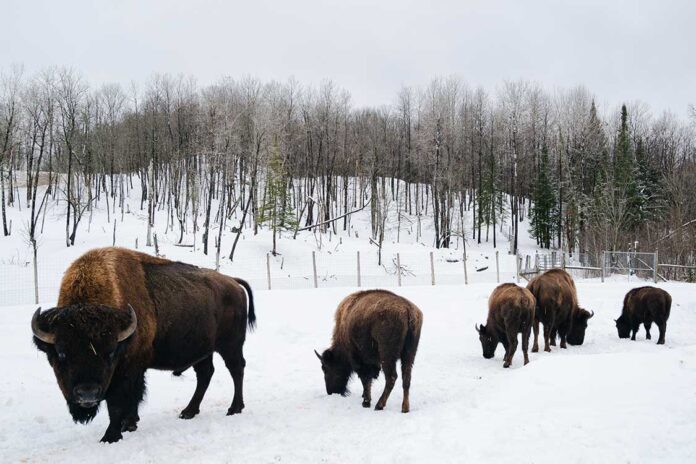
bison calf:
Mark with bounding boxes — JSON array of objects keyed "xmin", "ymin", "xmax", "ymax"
[
  {"xmin": 315, "ymin": 290, "xmax": 423, "ymax": 413},
  {"xmin": 31, "ymin": 247, "xmax": 255, "ymax": 443},
  {"xmin": 476, "ymin": 283, "xmax": 535, "ymax": 368},
  {"xmin": 616, "ymin": 286, "xmax": 671, "ymax": 344}
]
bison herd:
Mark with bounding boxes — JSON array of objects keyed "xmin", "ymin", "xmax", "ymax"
[{"xmin": 30, "ymin": 247, "xmax": 672, "ymax": 443}]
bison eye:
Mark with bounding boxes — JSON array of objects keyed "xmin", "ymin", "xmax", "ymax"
[{"xmin": 57, "ymin": 351, "xmax": 67, "ymax": 362}]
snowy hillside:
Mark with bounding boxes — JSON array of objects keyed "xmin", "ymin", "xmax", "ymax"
[
  {"xmin": 2, "ymin": 282, "xmax": 695, "ymax": 462},
  {"xmin": 0, "ymin": 180, "xmax": 544, "ymax": 306}
]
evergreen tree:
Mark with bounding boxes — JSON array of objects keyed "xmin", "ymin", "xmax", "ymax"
[
  {"xmin": 257, "ymin": 137, "xmax": 297, "ymax": 255},
  {"xmin": 530, "ymin": 144, "xmax": 555, "ymax": 248},
  {"xmin": 614, "ymin": 104, "xmax": 633, "ymax": 190}
]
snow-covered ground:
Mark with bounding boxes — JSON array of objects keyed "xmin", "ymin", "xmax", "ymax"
[{"xmin": 2, "ymin": 282, "xmax": 695, "ymax": 463}]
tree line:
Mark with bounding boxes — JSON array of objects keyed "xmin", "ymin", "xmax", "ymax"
[{"xmin": 1, "ymin": 66, "xmax": 695, "ymax": 273}]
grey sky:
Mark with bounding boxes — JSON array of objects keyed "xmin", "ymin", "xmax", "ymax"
[{"xmin": 2, "ymin": 0, "xmax": 694, "ymax": 115}]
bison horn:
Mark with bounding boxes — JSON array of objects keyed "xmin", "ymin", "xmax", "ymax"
[
  {"xmin": 588, "ymin": 310, "xmax": 595, "ymax": 319},
  {"xmin": 475, "ymin": 324, "xmax": 481, "ymax": 333},
  {"xmin": 314, "ymin": 349, "xmax": 322, "ymax": 362},
  {"xmin": 117, "ymin": 305, "xmax": 138, "ymax": 342},
  {"xmin": 31, "ymin": 307, "xmax": 55, "ymax": 344}
]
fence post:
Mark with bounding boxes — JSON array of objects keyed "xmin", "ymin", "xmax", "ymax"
[
  {"xmin": 430, "ymin": 251, "xmax": 435, "ymax": 286},
  {"xmin": 654, "ymin": 250, "xmax": 658, "ymax": 284},
  {"xmin": 463, "ymin": 250, "xmax": 469, "ymax": 285},
  {"xmin": 543, "ymin": 255, "xmax": 547, "ymax": 270},
  {"xmin": 33, "ymin": 255, "xmax": 39, "ymax": 305},
  {"xmin": 601, "ymin": 251, "xmax": 605, "ymax": 283},
  {"xmin": 397, "ymin": 253, "xmax": 402, "ymax": 287},
  {"xmin": 312, "ymin": 251, "xmax": 318, "ymax": 289},
  {"xmin": 495, "ymin": 251, "xmax": 500, "ymax": 283},
  {"xmin": 516, "ymin": 255, "xmax": 521, "ymax": 283},
  {"xmin": 266, "ymin": 253, "xmax": 272, "ymax": 290},
  {"xmin": 551, "ymin": 251, "xmax": 557, "ymax": 268},
  {"xmin": 357, "ymin": 251, "xmax": 361, "ymax": 287},
  {"xmin": 562, "ymin": 252, "xmax": 566, "ymax": 270}
]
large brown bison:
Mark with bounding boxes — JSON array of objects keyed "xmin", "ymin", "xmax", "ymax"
[
  {"xmin": 31, "ymin": 247, "xmax": 255, "ymax": 443},
  {"xmin": 526, "ymin": 269, "xmax": 593, "ymax": 352},
  {"xmin": 616, "ymin": 286, "xmax": 671, "ymax": 344},
  {"xmin": 476, "ymin": 283, "xmax": 535, "ymax": 367},
  {"xmin": 315, "ymin": 289, "xmax": 423, "ymax": 413}
]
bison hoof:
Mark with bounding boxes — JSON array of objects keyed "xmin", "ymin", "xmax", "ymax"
[
  {"xmin": 374, "ymin": 403, "xmax": 385, "ymax": 411},
  {"xmin": 362, "ymin": 400, "xmax": 371, "ymax": 408},
  {"xmin": 401, "ymin": 405, "xmax": 409, "ymax": 413},
  {"xmin": 179, "ymin": 408, "xmax": 199, "ymax": 420},
  {"xmin": 121, "ymin": 420, "xmax": 138, "ymax": 432},
  {"xmin": 100, "ymin": 430, "xmax": 123, "ymax": 444},
  {"xmin": 503, "ymin": 362, "xmax": 511, "ymax": 368},
  {"xmin": 550, "ymin": 340, "xmax": 556, "ymax": 346},
  {"xmin": 531, "ymin": 346, "xmax": 539, "ymax": 353},
  {"xmin": 657, "ymin": 340, "xmax": 665, "ymax": 345},
  {"xmin": 227, "ymin": 404, "xmax": 244, "ymax": 415},
  {"xmin": 544, "ymin": 347, "xmax": 551, "ymax": 353}
]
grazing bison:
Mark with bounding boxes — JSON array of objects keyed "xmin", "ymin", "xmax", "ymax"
[
  {"xmin": 526, "ymin": 269, "xmax": 593, "ymax": 352},
  {"xmin": 315, "ymin": 290, "xmax": 423, "ymax": 413},
  {"xmin": 31, "ymin": 247, "xmax": 255, "ymax": 443},
  {"xmin": 476, "ymin": 283, "xmax": 535, "ymax": 367},
  {"xmin": 616, "ymin": 286, "xmax": 671, "ymax": 344}
]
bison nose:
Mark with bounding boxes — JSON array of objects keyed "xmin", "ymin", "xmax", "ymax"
[{"xmin": 73, "ymin": 383, "xmax": 102, "ymax": 402}]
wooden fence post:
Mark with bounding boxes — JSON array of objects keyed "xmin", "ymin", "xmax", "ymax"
[
  {"xmin": 397, "ymin": 253, "xmax": 402, "ymax": 287},
  {"xmin": 430, "ymin": 251, "xmax": 435, "ymax": 286},
  {"xmin": 357, "ymin": 251, "xmax": 361, "ymax": 287},
  {"xmin": 601, "ymin": 251, "xmax": 605, "ymax": 283},
  {"xmin": 463, "ymin": 250, "xmax": 469, "ymax": 285},
  {"xmin": 495, "ymin": 251, "xmax": 500, "ymax": 283},
  {"xmin": 516, "ymin": 256, "xmax": 521, "ymax": 283},
  {"xmin": 654, "ymin": 250, "xmax": 658, "ymax": 284},
  {"xmin": 312, "ymin": 251, "xmax": 318, "ymax": 288},
  {"xmin": 266, "ymin": 253, "xmax": 272, "ymax": 290}
]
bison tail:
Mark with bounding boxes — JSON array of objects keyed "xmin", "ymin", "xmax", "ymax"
[{"xmin": 235, "ymin": 278, "xmax": 256, "ymax": 330}]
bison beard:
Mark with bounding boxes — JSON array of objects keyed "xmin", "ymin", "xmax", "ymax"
[{"xmin": 31, "ymin": 247, "xmax": 255, "ymax": 443}]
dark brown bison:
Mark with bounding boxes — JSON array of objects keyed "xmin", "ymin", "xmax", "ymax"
[
  {"xmin": 616, "ymin": 286, "xmax": 671, "ymax": 344},
  {"xmin": 476, "ymin": 283, "xmax": 535, "ymax": 367},
  {"xmin": 526, "ymin": 269, "xmax": 593, "ymax": 352},
  {"xmin": 31, "ymin": 247, "xmax": 255, "ymax": 443},
  {"xmin": 315, "ymin": 289, "xmax": 423, "ymax": 413}
]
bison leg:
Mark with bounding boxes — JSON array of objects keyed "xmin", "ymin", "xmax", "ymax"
[
  {"xmin": 644, "ymin": 321, "xmax": 652, "ymax": 340},
  {"xmin": 559, "ymin": 332, "xmax": 567, "ymax": 349},
  {"xmin": 550, "ymin": 328, "xmax": 558, "ymax": 347},
  {"xmin": 220, "ymin": 346, "xmax": 246, "ymax": 415},
  {"xmin": 522, "ymin": 326, "xmax": 531, "ymax": 366},
  {"xmin": 657, "ymin": 321, "xmax": 667, "ymax": 345},
  {"xmin": 375, "ymin": 360, "xmax": 398, "ymax": 411},
  {"xmin": 101, "ymin": 371, "xmax": 145, "ymax": 443},
  {"xmin": 400, "ymin": 361, "xmax": 412, "ymax": 413},
  {"xmin": 543, "ymin": 324, "xmax": 552, "ymax": 352},
  {"xmin": 359, "ymin": 374, "xmax": 373, "ymax": 408},
  {"xmin": 631, "ymin": 322, "xmax": 640, "ymax": 341},
  {"xmin": 531, "ymin": 318, "xmax": 540, "ymax": 353},
  {"xmin": 180, "ymin": 355, "xmax": 214, "ymax": 420},
  {"xmin": 503, "ymin": 331, "xmax": 518, "ymax": 368}
]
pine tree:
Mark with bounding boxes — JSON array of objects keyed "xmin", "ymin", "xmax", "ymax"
[
  {"xmin": 614, "ymin": 104, "xmax": 633, "ymax": 190},
  {"xmin": 257, "ymin": 137, "xmax": 297, "ymax": 255},
  {"xmin": 529, "ymin": 144, "xmax": 555, "ymax": 248}
]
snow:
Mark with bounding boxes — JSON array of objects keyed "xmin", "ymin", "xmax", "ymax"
[{"xmin": 2, "ymin": 282, "xmax": 696, "ymax": 463}]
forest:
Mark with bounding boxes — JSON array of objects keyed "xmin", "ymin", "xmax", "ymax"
[{"xmin": 1, "ymin": 66, "xmax": 695, "ymax": 268}]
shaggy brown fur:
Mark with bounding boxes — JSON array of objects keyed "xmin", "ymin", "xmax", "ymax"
[
  {"xmin": 616, "ymin": 286, "xmax": 671, "ymax": 344},
  {"xmin": 32, "ymin": 247, "xmax": 255, "ymax": 443},
  {"xmin": 526, "ymin": 269, "xmax": 593, "ymax": 352},
  {"xmin": 476, "ymin": 283, "xmax": 535, "ymax": 367},
  {"xmin": 315, "ymin": 289, "xmax": 423, "ymax": 413}
]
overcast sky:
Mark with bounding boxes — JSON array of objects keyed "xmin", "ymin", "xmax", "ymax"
[{"xmin": 1, "ymin": 0, "xmax": 694, "ymax": 116}]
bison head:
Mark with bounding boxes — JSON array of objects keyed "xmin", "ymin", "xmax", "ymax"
[
  {"xmin": 567, "ymin": 307, "xmax": 594, "ymax": 345},
  {"xmin": 314, "ymin": 348, "xmax": 351, "ymax": 396},
  {"xmin": 31, "ymin": 304, "xmax": 137, "ymax": 423},
  {"xmin": 475, "ymin": 323, "xmax": 498, "ymax": 359},
  {"xmin": 615, "ymin": 314, "xmax": 631, "ymax": 338}
]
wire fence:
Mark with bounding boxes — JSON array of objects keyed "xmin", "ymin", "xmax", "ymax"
[{"xmin": 2, "ymin": 248, "xmax": 694, "ymax": 307}]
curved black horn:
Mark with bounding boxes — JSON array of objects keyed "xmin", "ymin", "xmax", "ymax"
[
  {"xmin": 117, "ymin": 305, "xmax": 138, "ymax": 342},
  {"xmin": 31, "ymin": 307, "xmax": 55, "ymax": 344},
  {"xmin": 475, "ymin": 324, "xmax": 481, "ymax": 333},
  {"xmin": 314, "ymin": 349, "xmax": 322, "ymax": 361},
  {"xmin": 588, "ymin": 310, "xmax": 595, "ymax": 319}
]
